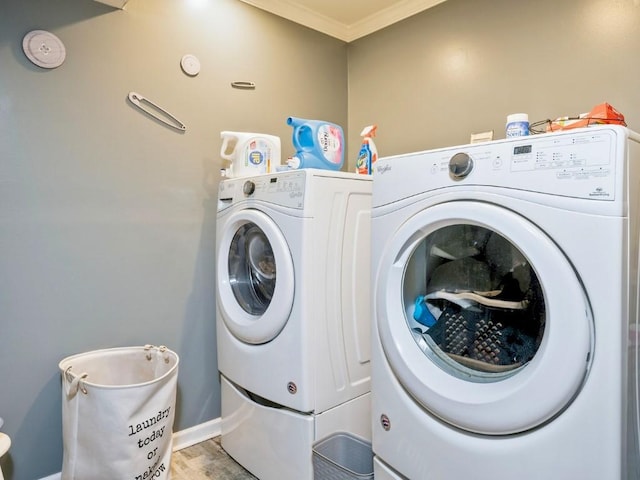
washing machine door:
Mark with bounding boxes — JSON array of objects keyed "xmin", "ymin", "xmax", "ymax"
[
  {"xmin": 217, "ymin": 208, "xmax": 294, "ymax": 344},
  {"xmin": 376, "ymin": 201, "xmax": 593, "ymax": 435}
]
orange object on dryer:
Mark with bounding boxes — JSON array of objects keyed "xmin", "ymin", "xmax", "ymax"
[{"xmin": 546, "ymin": 102, "xmax": 626, "ymax": 132}]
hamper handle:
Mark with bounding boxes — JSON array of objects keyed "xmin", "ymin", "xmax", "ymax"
[
  {"xmin": 64, "ymin": 366, "xmax": 88, "ymax": 399},
  {"xmin": 144, "ymin": 344, "xmax": 171, "ymax": 364}
]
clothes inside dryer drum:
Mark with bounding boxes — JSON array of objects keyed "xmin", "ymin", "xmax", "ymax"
[
  {"xmin": 409, "ymin": 225, "xmax": 546, "ymax": 378},
  {"xmin": 228, "ymin": 222, "xmax": 276, "ymax": 315},
  {"xmin": 425, "ymin": 301, "xmax": 539, "ymax": 371}
]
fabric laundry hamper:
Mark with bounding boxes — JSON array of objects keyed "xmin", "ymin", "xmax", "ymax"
[{"xmin": 58, "ymin": 345, "xmax": 179, "ymax": 480}]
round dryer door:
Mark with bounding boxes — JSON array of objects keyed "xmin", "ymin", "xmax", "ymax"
[
  {"xmin": 376, "ymin": 201, "xmax": 593, "ymax": 435},
  {"xmin": 217, "ymin": 209, "xmax": 294, "ymax": 344}
]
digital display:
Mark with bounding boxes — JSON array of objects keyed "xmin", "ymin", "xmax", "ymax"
[{"xmin": 514, "ymin": 145, "xmax": 532, "ymax": 155}]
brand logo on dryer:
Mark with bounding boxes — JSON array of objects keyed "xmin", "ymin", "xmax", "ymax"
[
  {"xmin": 376, "ymin": 163, "xmax": 392, "ymax": 174},
  {"xmin": 589, "ymin": 187, "xmax": 611, "ymax": 198}
]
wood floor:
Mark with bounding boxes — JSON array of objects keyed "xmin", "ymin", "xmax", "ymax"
[{"xmin": 171, "ymin": 437, "xmax": 258, "ymax": 480}]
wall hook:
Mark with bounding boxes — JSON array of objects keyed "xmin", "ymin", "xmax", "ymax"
[
  {"xmin": 128, "ymin": 92, "xmax": 186, "ymax": 132},
  {"xmin": 231, "ymin": 81, "xmax": 256, "ymax": 90}
]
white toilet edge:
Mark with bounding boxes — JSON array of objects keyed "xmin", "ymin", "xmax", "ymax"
[{"xmin": 0, "ymin": 432, "xmax": 10, "ymax": 456}]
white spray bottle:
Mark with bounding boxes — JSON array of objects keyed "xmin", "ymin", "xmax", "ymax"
[{"xmin": 356, "ymin": 125, "xmax": 378, "ymax": 175}]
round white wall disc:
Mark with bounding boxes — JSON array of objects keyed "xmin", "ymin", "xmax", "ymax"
[
  {"xmin": 22, "ymin": 30, "xmax": 66, "ymax": 69},
  {"xmin": 180, "ymin": 54, "xmax": 200, "ymax": 76}
]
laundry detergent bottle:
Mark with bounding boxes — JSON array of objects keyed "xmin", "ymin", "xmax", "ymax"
[
  {"xmin": 220, "ymin": 131, "xmax": 281, "ymax": 178},
  {"xmin": 286, "ymin": 116, "xmax": 344, "ymax": 170}
]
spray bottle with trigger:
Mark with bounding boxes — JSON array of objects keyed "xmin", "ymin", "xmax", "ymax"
[{"xmin": 356, "ymin": 125, "xmax": 378, "ymax": 175}]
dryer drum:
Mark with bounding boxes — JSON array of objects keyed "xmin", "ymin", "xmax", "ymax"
[
  {"xmin": 245, "ymin": 230, "xmax": 276, "ymax": 304},
  {"xmin": 228, "ymin": 223, "xmax": 276, "ymax": 315},
  {"xmin": 415, "ymin": 226, "xmax": 546, "ymax": 375},
  {"xmin": 247, "ymin": 231, "xmax": 276, "ymax": 281}
]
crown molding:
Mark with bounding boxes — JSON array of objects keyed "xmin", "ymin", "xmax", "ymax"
[
  {"xmin": 238, "ymin": 0, "xmax": 446, "ymax": 42},
  {"xmin": 93, "ymin": 0, "xmax": 129, "ymax": 8},
  {"xmin": 347, "ymin": 0, "xmax": 446, "ymax": 42}
]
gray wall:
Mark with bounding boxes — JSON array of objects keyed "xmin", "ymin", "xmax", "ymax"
[
  {"xmin": 0, "ymin": 0, "xmax": 346, "ymax": 478},
  {"xmin": 3, "ymin": 0, "xmax": 640, "ymax": 478},
  {"xmin": 347, "ymin": 0, "xmax": 640, "ymax": 161}
]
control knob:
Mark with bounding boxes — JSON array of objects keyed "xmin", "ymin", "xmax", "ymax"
[
  {"xmin": 449, "ymin": 152, "xmax": 473, "ymax": 179},
  {"xmin": 243, "ymin": 180, "xmax": 256, "ymax": 196}
]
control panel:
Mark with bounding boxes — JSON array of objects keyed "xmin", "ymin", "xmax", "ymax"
[
  {"xmin": 372, "ymin": 127, "xmax": 627, "ymax": 209},
  {"xmin": 433, "ymin": 128, "xmax": 618, "ymax": 200},
  {"xmin": 218, "ymin": 170, "xmax": 308, "ymax": 210}
]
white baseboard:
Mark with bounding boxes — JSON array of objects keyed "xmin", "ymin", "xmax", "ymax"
[
  {"xmin": 39, "ymin": 418, "xmax": 221, "ymax": 480},
  {"xmin": 39, "ymin": 474, "xmax": 61, "ymax": 480},
  {"xmin": 172, "ymin": 417, "xmax": 221, "ymax": 451}
]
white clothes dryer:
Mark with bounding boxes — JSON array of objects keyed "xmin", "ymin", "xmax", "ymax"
[
  {"xmin": 370, "ymin": 126, "xmax": 640, "ymax": 480},
  {"xmin": 216, "ymin": 169, "xmax": 372, "ymax": 480}
]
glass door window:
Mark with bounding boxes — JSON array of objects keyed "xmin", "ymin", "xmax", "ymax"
[
  {"xmin": 408, "ymin": 225, "xmax": 545, "ymax": 381},
  {"xmin": 229, "ymin": 222, "xmax": 277, "ymax": 316}
]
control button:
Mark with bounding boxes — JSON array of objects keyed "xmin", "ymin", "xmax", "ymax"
[
  {"xmin": 243, "ymin": 180, "xmax": 256, "ymax": 196},
  {"xmin": 449, "ymin": 152, "xmax": 473, "ymax": 179}
]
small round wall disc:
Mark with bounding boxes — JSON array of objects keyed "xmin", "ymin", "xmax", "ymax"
[
  {"xmin": 22, "ymin": 30, "xmax": 66, "ymax": 69},
  {"xmin": 180, "ymin": 54, "xmax": 200, "ymax": 76}
]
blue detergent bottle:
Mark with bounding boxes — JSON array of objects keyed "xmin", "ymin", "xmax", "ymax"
[{"xmin": 286, "ymin": 116, "xmax": 344, "ymax": 170}]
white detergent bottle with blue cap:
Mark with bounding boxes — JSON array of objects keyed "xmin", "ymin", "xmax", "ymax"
[
  {"xmin": 286, "ymin": 116, "xmax": 344, "ymax": 170},
  {"xmin": 220, "ymin": 131, "xmax": 281, "ymax": 178}
]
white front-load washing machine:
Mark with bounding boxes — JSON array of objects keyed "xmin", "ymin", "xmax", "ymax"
[
  {"xmin": 371, "ymin": 126, "xmax": 640, "ymax": 479},
  {"xmin": 216, "ymin": 169, "xmax": 372, "ymax": 480}
]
